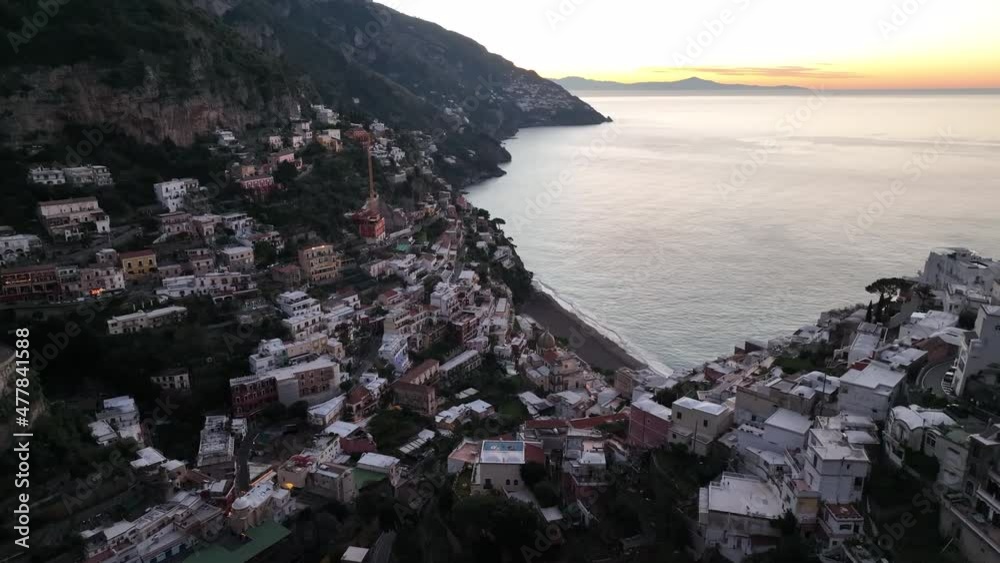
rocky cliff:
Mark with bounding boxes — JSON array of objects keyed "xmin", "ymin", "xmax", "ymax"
[{"xmin": 0, "ymin": 0, "xmax": 607, "ymax": 152}]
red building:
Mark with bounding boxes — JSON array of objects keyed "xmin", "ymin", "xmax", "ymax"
[
  {"xmin": 230, "ymin": 375, "xmax": 279, "ymax": 417},
  {"xmin": 0, "ymin": 264, "xmax": 60, "ymax": 303},
  {"xmin": 627, "ymin": 398, "xmax": 672, "ymax": 449},
  {"xmin": 238, "ymin": 175, "xmax": 278, "ymax": 199},
  {"xmin": 355, "ymin": 207, "xmax": 386, "ymax": 242},
  {"xmin": 346, "ymin": 386, "xmax": 378, "ymax": 419}
]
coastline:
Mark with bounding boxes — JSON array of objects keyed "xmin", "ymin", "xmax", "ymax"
[{"xmin": 519, "ymin": 288, "xmax": 647, "ymax": 373}]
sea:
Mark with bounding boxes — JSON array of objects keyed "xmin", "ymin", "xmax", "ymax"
[{"xmin": 466, "ymin": 92, "xmax": 1000, "ymax": 372}]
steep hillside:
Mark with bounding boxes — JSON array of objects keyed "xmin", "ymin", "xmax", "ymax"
[
  {"xmin": 0, "ymin": 0, "xmax": 607, "ymax": 182},
  {"xmin": 0, "ymin": 0, "xmax": 605, "ymax": 185},
  {"xmin": 0, "ymin": 0, "xmax": 306, "ymax": 145},
  {"xmin": 222, "ymin": 0, "xmax": 608, "ymax": 136}
]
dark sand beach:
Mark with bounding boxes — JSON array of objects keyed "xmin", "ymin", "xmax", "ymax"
[{"xmin": 520, "ymin": 291, "xmax": 646, "ymax": 372}]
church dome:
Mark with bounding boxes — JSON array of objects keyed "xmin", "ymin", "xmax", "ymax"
[{"xmin": 538, "ymin": 330, "xmax": 556, "ymax": 351}]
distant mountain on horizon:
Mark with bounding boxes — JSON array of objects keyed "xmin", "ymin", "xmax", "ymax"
[{"xmin": 553, "ymin": 76, "xmax": 807, "ymax": 92}]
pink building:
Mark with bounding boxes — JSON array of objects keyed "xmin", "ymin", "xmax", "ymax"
[{"xmin": 628, "ymin": 398, "xmax": 672, "ymax": 449}]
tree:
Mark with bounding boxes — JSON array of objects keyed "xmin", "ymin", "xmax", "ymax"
[
  {"xmin": 520, "ymin": 461, "xmax": 547, "ymax": 488},
  {"xmin": 261, "ymin": 401, "xmax": 288, "ymax": 421},
  {"xmin": 959, "ymin": 309, "xmax": 978, "ymax": 330},
  {"xmin": 450, "ymin": 496, "xmax": 544, "ymax": 563},
  {"xmin": 254, "ymin": 241, "xmax": 277, "ymax": 268},
  {"xmin": 532, "ymin": 482, "xmax": 560, "ymax": 508},
  {"xmin": 654, "ymin": 388, "xmax": 678, "ymax": 407},
  {"xmin": 288, "ymin": 400, "xmax": 309, "ymax": 420},
  {"xmin": 865, "ymin": 277, "xmax": 913, "ymax": 299},
  {"xmin": 275, "ymin": 161, "xmax": 299, "ymax": 186}
]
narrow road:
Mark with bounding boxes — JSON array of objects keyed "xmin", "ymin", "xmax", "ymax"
[
  {"xmin": 371, "ymin": 530, "xmax": 397, "ymax": 563},
  {"xmin": 351, "ymin": 336, "xmax": 382, "ymax": 379},
  {"xmin": 917, "ymin": 358, "xmax": 954, "ymax": 399},
  {"xmin": 236, "ymin": 430, "xmax": 261, "ymax": 492}
]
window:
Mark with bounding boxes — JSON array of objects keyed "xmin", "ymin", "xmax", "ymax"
[
  {"xmin": 703, "ymin": 420, "xmax": 708, "ymax": 428},
  {"xmin": 676, "ymin": 412, "xmax": 682, "ymax": 420},
  {"xmin": 514, "ymin": 480, "xmax": 519, "ymax": 486},
  {"xmin": 506, "ymin": 479, "xmax": 511, "ymax": 486},
  {"xmin": 854, "ymin": 477, "xmax": 863, "ymax": 488}
]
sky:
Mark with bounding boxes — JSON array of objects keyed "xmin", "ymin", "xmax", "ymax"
[{"xmin": 391, "ymin": 0, "xmax": 1000, "ymax": 89}]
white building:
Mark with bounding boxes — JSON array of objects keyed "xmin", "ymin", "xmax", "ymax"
[
  {"xmin": 953, "ymin": 305, "xmax": 1000, "ymax": 397},
  {"xmin": 150, "ymin": 368, "xmax": 190, "ymax": 392},
  {"xmin": 838, "ymin": 361, "xmax": 906, "ymax": 421},
  {"xmin": 921, "ymin": 247, "xmax": 999, "ymax": 292},
  {"xmin": 0, "ymin": 234, "xmax": 42, "ymax": 265},
  {"xmin": 107, "ymin": 306, "xmax": 188, "ymax": 335},
  {"xmin": 697, "ymin": 473, "xmax": 785, "ymax": 562},
  {"xmin": 28, "ymin": 166, "xmax": 65, "ymax": 185},
  {"xmin": 307, "ymin": 395, "xmax": 346, "ymax": 427},
  {"xmin": 94, "ymin": 395, "xmax": 144, "ymax": 446},
  {"xmin": 885, "ymin": 405, "xmax": 957, "ymax": 468},
  {"xmin": 154, "ymin": 178, "xmax": 200, "ymax": 213},
  {"xmin": 736, "ymin": 408, "xmax": 812, "ymax": 456},
  {"xmin": 669, "ymin": 397, "xmax": 735, "ymax": 455},
  {"xmin": 229, "ymin": 479, "xmax": 294, "ymax": 534},
  {"xmin": 216, "ymin": 129, "xmax": 237, "ymax": 146},
  {"xmin": 37, "ymin": 197, "xmax": 110, "ymax": 241},
  {"xmin": 80, "ymin": 491, "xmax": 223, "ymax": 563},
  {"xmin": 196, "ymin": 415, "xmax": 235, "ymax": 478},
  {"xmin": 156, "ymin": 272, "xmax": 255, "ymax": 300},
  {"xmin": 357, "ymin": 452, "xmax": 402, "ymax": 485},
  {"xmin": 472, "ymin": 440, "xmax": 534, "ymax": 494},
  {"xmin": 379, "ymin": 333, "xmax": 411, "ymax": 374},
  {"xmin": 899, "ymin": 310, "xmax": 960, "ymax": 343},
  {"xmin": 63, "ymin": 165, "xmax": 113, "ymax": 186},
  {"xmin": 800, "ymin": 428, "xmax": 870, "ymax": 504},
  {"xmin": 219, "ymin": 245, "xmax": 254, "ymax": 273},
  {"xmin": 276, "ymin": 291, "xmax": 322, "ymax": 318}
]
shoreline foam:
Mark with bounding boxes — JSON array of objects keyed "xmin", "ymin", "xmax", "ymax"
[{"xmin": 520, "ymin": 280, "xmax": 652, "ymax": 373}]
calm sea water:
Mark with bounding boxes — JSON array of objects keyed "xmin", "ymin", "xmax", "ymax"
[{"xmin": 467, "ymin": 93, "xmax": 1000, "ymax": 371}]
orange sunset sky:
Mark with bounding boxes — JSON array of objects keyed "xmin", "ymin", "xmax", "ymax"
[{"xmin": 396, "ymin": 0, "xmax": 1000, "ymax": 89}]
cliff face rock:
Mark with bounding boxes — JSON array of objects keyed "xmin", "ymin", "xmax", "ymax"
[
  {"xmin": 1, "ymin": 64, "xmax": 299, "ymax": 146},
  {"xmin": 0, "ymin": 0, "xmax": 606, "ymax": 151}
]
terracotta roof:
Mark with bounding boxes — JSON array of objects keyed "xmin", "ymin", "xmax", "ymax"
[
  {"xmin": 524, "ymin": 443, "xmax": 545, "ymax": 465},
  {"xmin": 400, "ymin": 359, "xmax": 439, "ymax": 383},
  {"xmin": 120, "ymin": 249, "xmax": 156, "ymax": 259},
  {"xmin": 568, "ymin": 413, "xmax": 628, "ymax": 429},
  {"xmin": 392, "ymin": 381, "xmax": 434, "ymax": 396},
  {"xmin": 347, "ymin": 386, "xmax": 373, "ymax": 405}
]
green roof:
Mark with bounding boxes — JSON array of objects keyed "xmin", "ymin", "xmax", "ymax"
[
  {"xmin": 352, "ymin": 468, "xmax": 388, "ymax": 490},
  {"xmin": 184, "ymin": 522, "xmax": 290, "ymax": 563}
]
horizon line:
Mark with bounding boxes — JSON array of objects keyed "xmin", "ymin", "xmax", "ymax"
[{"xmin": 545, "ymin": 75, "xmax": 1000, "ymax": 92}]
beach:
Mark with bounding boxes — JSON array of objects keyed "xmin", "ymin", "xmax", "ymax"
[{"xmin": 520, "ymin": 290, "xmax": 646, "ymax": 372}]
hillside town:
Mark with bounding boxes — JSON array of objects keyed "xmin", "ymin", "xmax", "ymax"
[{"xmin": 3, "ymin": 104, "xmax": 1000, "ymax": 563}]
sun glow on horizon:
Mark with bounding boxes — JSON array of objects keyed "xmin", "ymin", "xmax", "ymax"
[{"xmin": 395, "ymin": 0, "xmax": 1000, "ymax": 90}]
